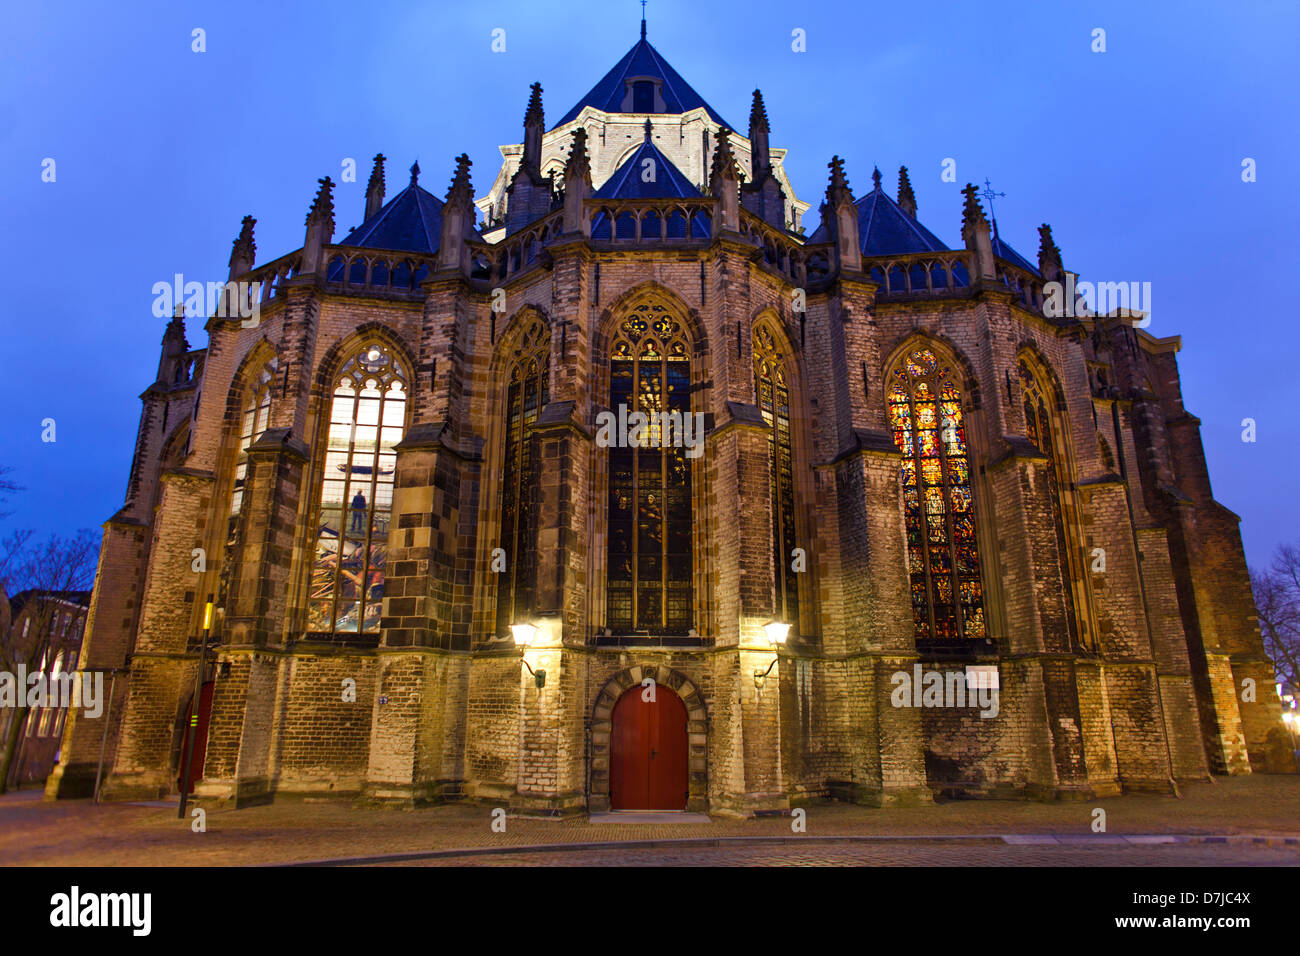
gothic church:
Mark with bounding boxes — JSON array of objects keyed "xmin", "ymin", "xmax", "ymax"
[{"xmin": 48, "ymin": 20, "xmax": 1290, "ymax": 813}]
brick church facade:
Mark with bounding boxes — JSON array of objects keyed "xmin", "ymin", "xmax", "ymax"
[{"xmin": 48, "ymin": 22, "xmax": 1290, "ymax": 813}]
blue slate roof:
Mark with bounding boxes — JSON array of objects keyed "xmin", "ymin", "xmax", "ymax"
[
  {"xmin": 855, "ymin": 186, "xmax": 949, "ymax": 256},
  {"xmin": 594, "ymin": 138, "xmax": 702, "ymax": 199},
  {"xmin": 808, "ymin": 180, "xmax": 949, "ymax": 256},
  {"xmin": 339, "ymin": 181, "xmax": 446, "ymax": 253},
  {"xmin": 991, "ymin": 230, "xmax": 1040, "ymax": 276},
  {"xmin": 554, "ymin": 37, "xmax": 731, "ymax": 129}
]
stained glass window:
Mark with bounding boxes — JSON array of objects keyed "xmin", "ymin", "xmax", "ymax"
[
  {"xmin": 754, "ymin": 325, "xmax": 799, "ymax": 631},
  {"xmin": 1019, "ymin": 360, "xmax": 1086, "ymax": 649},
  {"xmin": 496, "ymin": 319, "xmax": 550, "ymax": 637},
  {"xmin": 888, "ymin": 348, "xmax": 986, "ymax": 642},
  {"xmin": 307, "ymin": 344, "xmax": 406, "ymax": 634},
  {"xmin": 607, "ymin": 303, "xmax": 692, "ymax": 633}
]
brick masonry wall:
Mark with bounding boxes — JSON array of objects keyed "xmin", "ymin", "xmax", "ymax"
[{"xmin": 66, "ymin": 183, "xmax": 1288, "ymax": 812}]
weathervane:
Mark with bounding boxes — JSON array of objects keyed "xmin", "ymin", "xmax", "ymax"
[
  {"xmin": 641, "ymin": 0, "xmax": 647, "ymax": 39},
  {"xmin": 981, "ymin": 177, "xmax": 1005, "ymax": 238}
]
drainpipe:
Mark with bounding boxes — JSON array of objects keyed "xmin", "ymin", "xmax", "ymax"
[{"xmin": 93, "ymin": 668, "xmax": 119, "ymax": 804}]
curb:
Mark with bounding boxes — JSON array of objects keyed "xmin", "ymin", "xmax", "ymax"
[{"xmin": 275, "ymin": 832, "xmax": 1300, "ymax": 866}]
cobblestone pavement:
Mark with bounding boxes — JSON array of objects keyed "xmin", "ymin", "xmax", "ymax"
[
  {"xmin": 396, "ymin": 842, "xmax": 1300, "ymax": 866},
  {"xmin": 0, "ymin": 776, "xmax": 1296, "ymax": 867}
]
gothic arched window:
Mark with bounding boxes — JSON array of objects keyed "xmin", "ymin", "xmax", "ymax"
[
  {"xmin": 1019, "ymin": 359, "xmax": 1088, "ymax": 649},
  {"xmin": 607, "ymin": 303, "xmax": 692, "ymax": 633},
  {"xmin": 308, "ymin": 344, "xmax": 407, "ymax": 635},
  {"xmin": 495, "ymin": 320, "xmax": 550, "ymax": 637},
  {"xmin": 226, "ymin": 356, "xmax": 277, "ymax": 546},
  {"xmin": 754, "ymin": 325, "xmax": 799, "ymax": 630},
  {"xmin": 888, "ymin": 348, "xmax": 986, "ymax": 642}
]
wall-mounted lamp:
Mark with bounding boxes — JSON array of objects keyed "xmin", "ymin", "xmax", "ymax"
[
  {"xmin": 512, "ymin": 622, "xmax": 546, "ymax": 689},
  {"xmin": 753, "ymin": 620, "xmax": 790, "ymax": 689}
]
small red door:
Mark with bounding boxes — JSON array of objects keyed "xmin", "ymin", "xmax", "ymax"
[
  {"xmin": 179, "ymin": 682, "xmax": 215, "ymax": 795},
  {"xmin": 610, "ymin": 685, "xmax": 688, "ymax": 810}
]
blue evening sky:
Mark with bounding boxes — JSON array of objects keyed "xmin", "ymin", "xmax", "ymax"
[{"xmin": 1, "ymin": 0, "xmax": 1296, "ymax": 570}]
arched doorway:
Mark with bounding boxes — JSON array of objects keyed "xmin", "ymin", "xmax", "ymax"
[{"xmin": 610, "ymin": 685, "xmax": 688, "ymax": 810}]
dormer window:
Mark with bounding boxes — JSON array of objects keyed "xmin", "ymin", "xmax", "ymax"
[
  {"xmin": 632, "ymin": 80, "xmax": 654, "ymax": 113},
  {"xmin": 621, "ymin": 76, "xmax": 664, "ymax": 113}
]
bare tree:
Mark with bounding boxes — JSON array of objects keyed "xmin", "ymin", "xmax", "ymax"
[
  {"xmin": 0, "ymin": 466, "xmax": 22, "ymax": 522},
  {"xmin": 0, "ymin": 529, "xmax": 99, "ymax": 793},
  {"xmin": 1251, "ymin": 545, "xmax": 1300, "ymax": 691}
]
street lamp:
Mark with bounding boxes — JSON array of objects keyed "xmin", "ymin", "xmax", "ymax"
[
  {"xmin": 753, "ymin": 620, "xmax": 789, "ymax": 688},
  {"xmin": 178, "ymin": 594, "xmax": 214, "ymax": 819},
  {"xmin": 512, "ymin": 622, "xmax": 545, "ymax": 688}
]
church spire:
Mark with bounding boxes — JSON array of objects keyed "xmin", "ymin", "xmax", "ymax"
[{"xmin": 641, "ymin": 0, "xmax": 647, "ymax": 39}]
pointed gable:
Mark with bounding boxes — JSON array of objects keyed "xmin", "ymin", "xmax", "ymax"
[
  {"xmin": 856, "ymin": 185, "xmax": 949, "ymax": 256},
  {"xmin": 594, "ymin": 139, "xmax": 702, "ymax": 199},
  {"xmin": 554, "ymin": 37, "xmax": 731, "ymax": 129},
  {"xmin": 339, "ymin": 182, "xmax": 447, "ymax": 254}
]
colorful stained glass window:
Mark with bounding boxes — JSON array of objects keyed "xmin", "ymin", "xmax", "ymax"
[
  {"xmin": 307, "ymin": 345, "xmax": 406, "ymax": 634},
  {"xmin": 495, "ymin": 319, "xmax": 550, "ymax": 637},
  {"xmin": 607, "ymin": 303, "xmax": 692, "ymax": 633},
  {"xmin": 1019, "ymin": 360, "xmax": 1086, "ymax": 649},
  {"xmin": 889, "ymin": 348, "xmax": 986, "ymax": 641},
  {"xmin": 754, "ymin": 325, "xmax": 800, "ymax": 632}
]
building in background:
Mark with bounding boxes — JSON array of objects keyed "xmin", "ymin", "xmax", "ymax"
[
  {"xmin": 48, "ymin": 16, "xmax": 1292, "ymax": 813},
  {"xmin": 3, "ymin": 590, "xmax": 90, "ymax": 789}
]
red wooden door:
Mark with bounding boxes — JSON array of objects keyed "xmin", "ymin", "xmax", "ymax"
[
  {"xmin": 179, "ymin": 682, "xmax": 215, "ymax": 795},
  {"xmin": 610, "ymin": 686, "xmax": 688, "ymax": 810}
]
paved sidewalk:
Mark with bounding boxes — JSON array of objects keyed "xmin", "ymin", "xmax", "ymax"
[{"xmin": 0, "ymin": 776, "xmax": 1296, "ymax": 866}]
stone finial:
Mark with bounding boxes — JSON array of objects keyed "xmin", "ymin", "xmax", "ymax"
[
  {"xmin": 960, "ymin": 183, "xmax": 994, "ymax": 280},
  {"xmin": 565, "ymin": 129, "xmax": 592, "ymax": 185},
  {"xmin": 446, "ymin": 154, "xmax": 473, "ymax": 206},
  {"xmin": 826, "ymin": 155, "xmax": 853, "ymax": 206},
  {"xmin": 523, "ymin": 82, "xmax": 545, "ymax": 173},
  {"xmin": 365, "ymin": 154, "xmax": 386, "ymax": 219},
  {"xmin": 1038, "ymin": 222, "xmax": 1063, "ymax": 281},
  {"xmin": 961, "ymin": 182, "xmax": 988, "ymax": 230},
  {"xmin": 871, "ymin": 166, "xmax": 882, "ymax": 190},
  {"xmin": 563, "ymin": 128, "xmax": 593, "ymax": 235},
  {"xmin": 644, "ymin": 117, "xmax": 653, "ymax": 141},
  {"xmin": 305, "ymin": 176, "xmax": 335, "ymax": 232},
  {"xmin": 524, "ymin": 82, "xmax": 544, "ymax": 126},
  {"xmin": 228, "ymin": 214, "xmax": 256, "ymax": 278},
  {"xmin": 897, "ymin": 165, "xmax": 917, "ymax": 218},
  {"xmin": 409, "ymin": 160, "xmax": 420, "ymax": 186},
  {"xmin": 749, "ymin": 89, "xmax": 769, "ymax": 133},
  {"xmin": 710, "ymin": 127, "xmax": 741, "ymax": 184},
  {"xmin": 301, "ymin": 177, "xmax": 336, "ymax": 275}
]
